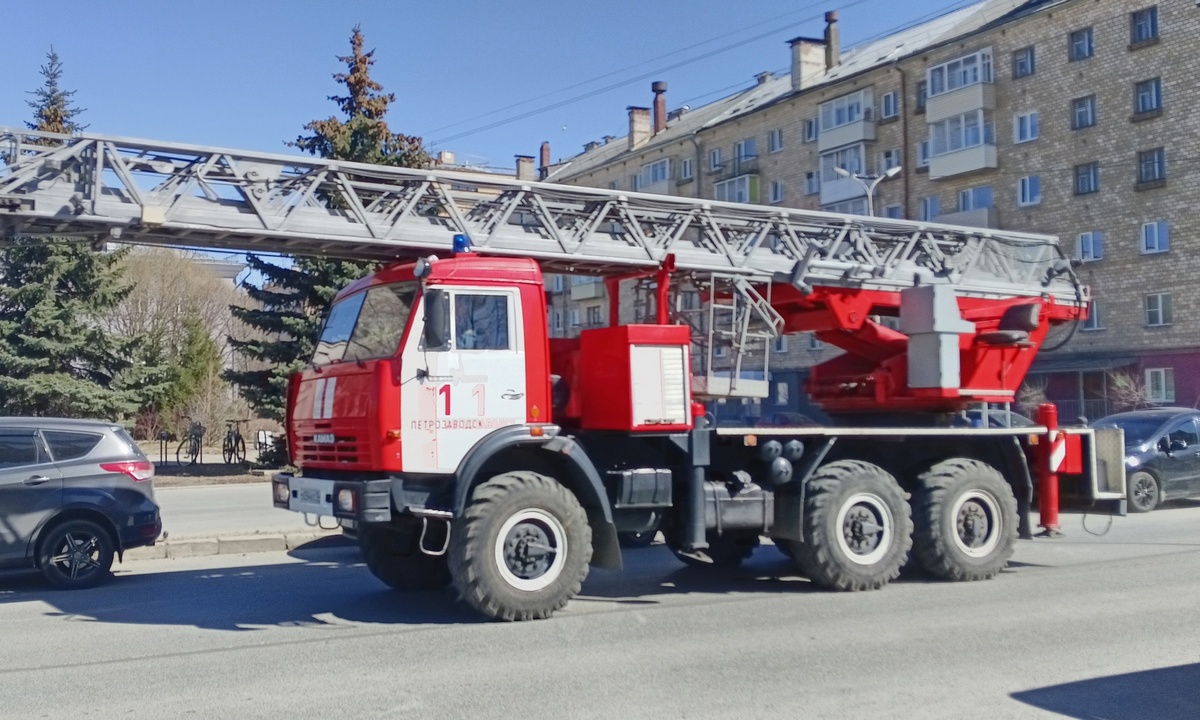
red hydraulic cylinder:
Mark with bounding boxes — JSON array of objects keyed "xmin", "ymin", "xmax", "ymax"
[{"xmin": 1036, "ymin": 402, "xmax": 1062, "ymax": 535}]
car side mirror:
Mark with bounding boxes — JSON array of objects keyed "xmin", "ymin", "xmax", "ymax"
[{"xmin": 422, "ymin": 289, "xmax": 451, "ymax": 351}]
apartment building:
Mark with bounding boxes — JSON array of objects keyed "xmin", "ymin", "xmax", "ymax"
[{"xmin": 540, "ymin": 0, "xmax": 1199, "ymax": 421}]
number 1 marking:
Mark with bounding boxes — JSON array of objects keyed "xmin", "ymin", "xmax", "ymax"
[
  {"xmin": 472, "ymin": 384, "xmax": 486, "ymax": 416},
  {"xmin": 439, "ymin": 384, "xmax": 451, "ymax": 415}
]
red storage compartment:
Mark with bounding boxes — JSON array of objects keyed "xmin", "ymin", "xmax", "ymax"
[{"xmin": 579, "ymin": 325, "xmax": 693, "ymax": 432}]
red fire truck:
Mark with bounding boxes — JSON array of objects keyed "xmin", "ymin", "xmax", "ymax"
[{"xmin": 0, "ymin": 127, "xmax": 1126, "ymax": 621}]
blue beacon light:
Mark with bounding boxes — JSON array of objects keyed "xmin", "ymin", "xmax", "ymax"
[{"xmin": 452, "ymin": 233, "xmax": 472, "ymax": 254}]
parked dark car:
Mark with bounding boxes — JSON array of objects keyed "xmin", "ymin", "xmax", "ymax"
[
  {"xmin": 0, "ymin": 418, "xmax": 161, "ymax": 588},
  {"xmin": 955, "ymin": 408, "xmax": 1036, "ymax": 429},
  {"xmin": 1090, "ymin": 408, "xmax": 1200, "ymax": 513}
]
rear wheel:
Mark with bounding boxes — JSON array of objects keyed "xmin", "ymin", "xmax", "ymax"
[
  {"xmin": 1127, "ymin": 471, "xmax": 1160, "ymax": 513},
  {"xmin": 787, "ymin": 460, "xmax": 912, "ymax": 591},
  {"xmin": 222, "ymin": 436, "xmax": 236, "ymax": 465},
  {"xmin": 449, "ymin": 471, "xmax": 591, "ymax": 621},
  {"xmin": 912, "ymin": 459, "xmax": 1018, "ymax": 581},
  {"xmin": 38, "ymin": 519, "xmax": 115, "ymax": 590},
  {"xmin": 234, "ymin": 435, "xmax": 247, "ymax": 464},
  {"xmin": 359, "ymin": 522, "xmax": 451, "ymax": 591}
]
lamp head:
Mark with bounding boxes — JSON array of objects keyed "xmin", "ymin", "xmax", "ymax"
[
  {"xmin": 883, "ymin": 165, "xmax": 902, "ymax": 179},
  {"xmin": 834, "ymin": 166, "xmax": 852, "ymax": 179}
]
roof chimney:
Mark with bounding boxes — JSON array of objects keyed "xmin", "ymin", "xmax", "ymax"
[
  {"xmin": 756, "ymin": 71, "xmax": 773, "ymax": 85},
  {"xmin": 436, "ymin": 150, "xmax": 456, "ymax": 165},
  {"xmin": 652, "ymin": 81, "xmax": 668, "ymax": 133},
  {"xmin": 538, "ymin": 141, "xmax": 551, "ymax": 179},
  {"xmin": 787, "ymin": 36, "xmax": 827, "ymax": 92},
  {"xmin": 515, "ymin": 155, "xmax": 535, "ymax": 181},
  {"xmin": 628, "ymin": 106, "xmax": 651, "ymax": 150},
  {"xmin": 584, "ymin": 141, "xmax": 600, "ymax": 152},
  {"xmin": 824, "ymin": 11, "xmax": 840, "ymax": 69}
]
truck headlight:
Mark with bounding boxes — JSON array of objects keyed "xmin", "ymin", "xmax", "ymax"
[
  {"xmin": 337, "ymin": 488, "xmax": 357, "ymax": 513},
  {"xmin": 273, "ymin": 481, "xmax": 290, "ymax": 503}
]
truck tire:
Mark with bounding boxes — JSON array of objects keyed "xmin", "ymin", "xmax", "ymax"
[
  {"xmin": 912, "ymin": 458, "xmax": 1018, "ymax": 582},
  {"xmin": 448, "ymin": 471, "xmax": 592, "ymax": 621},
  {"xmin": 359, "ymin": 522, "xmax": 451, "ymax": 591},
  {"xmin": 787, "ymin": 460, "xmax": 912, "ymax": 591},
  {"xmin": 666, "ymin": 531, "xmax": 759, "ymax": 568}
]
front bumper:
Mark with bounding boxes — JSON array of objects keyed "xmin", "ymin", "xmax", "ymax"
[{"xmin": 273, "ymin": 473, "xmax": 392, "ymax": 523}]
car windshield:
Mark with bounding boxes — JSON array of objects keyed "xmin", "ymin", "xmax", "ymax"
[
  {"xmin": 1091, "ymin": 415, "xmax": 1167, "ymax": 446},
  {"xmin": 312, "ymin": 282, "xmax": 418, "ymax": 366}
]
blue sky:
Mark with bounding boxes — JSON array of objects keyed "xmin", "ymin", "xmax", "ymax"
[{"xmin": 2, "ymin": 0, "xmax": 975, "ymax": 171}]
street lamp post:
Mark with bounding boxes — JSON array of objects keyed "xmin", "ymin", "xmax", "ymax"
[{"xmin": 834, "ymin": 165, "xmax": 902, "ymax": 217}]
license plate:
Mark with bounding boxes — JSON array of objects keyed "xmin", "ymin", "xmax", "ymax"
[
  {"xmin": 298, "ymin": 488, "xmax": 322, "ymax": 505},
  {"xmin": 312, "ymin": 433, "xmax": 335, "ymax": 444}
]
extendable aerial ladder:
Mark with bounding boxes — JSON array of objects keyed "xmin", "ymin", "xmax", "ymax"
[{"xmin": 0, "ymin": 126, "xmax": 1086, "ymax": 411}]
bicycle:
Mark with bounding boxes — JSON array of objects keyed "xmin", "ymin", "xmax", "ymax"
[
  {"xmin": 222, "ymin": 419, "xmax": 249, "ymax": 465},
  {"xmin": 175, "ymin": 419, "xmax": 205, "ymax": 466}
]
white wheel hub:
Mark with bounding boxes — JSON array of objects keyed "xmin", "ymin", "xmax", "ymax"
[
  {"xmin": 494, "ymin": 508, "xmax": 568, "ymax": 592},
  {"xmin": 951, "ymin": 489, "xmax": 1002, "ymax": 558},
  {"xmin": 835, "ymin": 492, "xmax": 894, "ymax": 566}
]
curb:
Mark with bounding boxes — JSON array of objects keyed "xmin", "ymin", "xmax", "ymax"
[{"xmin": 124, "ymin": 530, "xmax": 349, "ymax": 562}]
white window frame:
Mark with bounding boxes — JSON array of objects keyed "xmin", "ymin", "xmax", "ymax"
[
  {"xmin": 709, "ymin": 148, "xmax": 723, "ymax": 171},
  {"xmin": 803, "ymin": 117, "xmax": 818, "ymax": 142},
  {"xmin": 1074, "ymin": 162, "xmax": 1100, "ymax": 195},
  {"xmin": 958, "ymin": 185, "xmax": 993, "ymax": 211},
  {"xmin": 919, "ymin": 196, "xmax": 940, "ymax": 222},
  {"xmin": 1142, "ymin": 220, "xmax": 1169, "ymax": 253},
  {"xmin": 1131, "ymin": 7, "xmax": 1159, "ymax": 44},
  {"xmin": 1017, "ymin": 175, "xmax": 1041, "ymax": 206},
  {"xmin": 1146, "ymin": 367, "xmax": 1175, "ymax": 404},
  {"xmin": 1145, "ymin": 292, "xmax": 1172, "ymax": 327},
  {"xmin": 822, "ymin": 198, "xmax": 867, "ymax": 215},
  {"xmin": 551, "ymin": 309, "xmax": 563, "ymax": 331},
  {"xmin": 880, "ymin": 91, "xmax": 899, "ymax": 119},
  {"xmin": 819, "ymin": 89, "xmax": 873, "ymax": 131},
  {"xmin": 768, "ymin": 128, "xmax": 783, "ymax": 153},
  {"xmin": 804, "ymin": 171, "xmax": 820, "ymax": 195},
  {"xmin": 637, "ymin": 158, "xmax": 671, "ymax": 189},
  {"xmin": 1012, "ymin": 46, "xmax": 1036, "ymax": 78},
  {"xmin": 1138, "ymin": 147, "xmax": 1165, "ymax": 184},
  {"xmin": 927, "ymin": 48, "xmax": 993, "ymax": 97},
  {"xmin": 714, "ymin": 345, "xmax": 729, "ymax": 359},
  {"xmin": 714, "ymin": 175, "xmax": 757, "ymax": 204},
  {"xmin": 930, "ymin": 110, "xmax": 993, "ymax": 156},
  {"xmin": 769, "ymin": 180, "xmax": 784, "ymax": 204},
  {"xmin": 916, "ymin": 139, "xmax": 930, "ymax": 168},
  {"xmin": 680, "ymin": 157, "xmax": 694, "ymax": 180},
  {"xmin": 774, "ymin": 381, "xmax": 789, "ymax": 406},
  {"xmin": 881, "ymin": 148, "xmax": 901, "ymax": 171},
  {"xmin": 884, "ymin": 204, "xmax": 903, "ymax": 219},
  {"xmin": 1013, "ymin": 112, "xmax": 1039, "ymax": 143},
  {"xmin": 586, "ymin": 305, "xmax": 602, "ymax": 327},
  {"xmin": 735, "ymin": 138, "xmax": 757, "ymax": 161},
  {"xmin": 1069, "ymin": 27, "xmax": 1094, "ymax": 61},
  {"xmin": 820, "ymin": 144, "xmax": 865, "ymax": 183},
  {"xmin": 1135, "ymin": 77, "xmax": 1162, "ymax": 114},
  {"xmin": 1077, "ymin": 231, "xmax": 1103, "ymax": 262},
  {"xmin": 1072, "ymin": 96, "xmax": 1096, "ymax": 129},
  {"xmin": 569, "ymin": 308, "xmax": 580, "ymax": 327},
  {"xmin": 773, "ymin": 336, "xmax": 788, "ymax": 353},
  {"xmin": 1082, "ymin": 300, "xmax": 1103, "ymax": 331}
]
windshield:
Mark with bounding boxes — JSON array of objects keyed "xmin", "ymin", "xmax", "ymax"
[
  {"xmin": 312, "ymin": 282, "xmax": 418, "ymax": 365},
  {"xmin": 1091, "ymin": 416, "xmax": 1166, "ymax": 446}
]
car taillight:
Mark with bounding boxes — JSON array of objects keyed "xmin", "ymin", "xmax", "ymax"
[{"xmin": 100, "ymin": 460, "xmax": 155, "ymax": 482}]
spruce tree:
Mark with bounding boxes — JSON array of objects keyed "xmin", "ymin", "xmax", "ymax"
[
  {"xmin": 229, "ymin": 26, "xmax": 432, "ymax": 422},
  {"xmin": 0, "ymin": 49, "xmax": 159, "ymax": 418}
]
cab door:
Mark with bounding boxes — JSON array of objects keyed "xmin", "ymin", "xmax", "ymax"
[
  {"xmin": 0, "ymin": 429, "xmax": 62, "ymax": 564},
  {"xmin": 1161, "ymin": 417, "xmax": 1200, "ymax": 495},
  {"xmin": 402, "ymin": 287, "xmax": 526, "ymax": 473}
]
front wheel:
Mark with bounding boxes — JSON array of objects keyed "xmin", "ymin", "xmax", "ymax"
[
  {"xmin": 222, "ymin": 436, "xmax": 236, "ymax": 465},
  {"xmin": 912, "ymin": 459, "xmax": 1018, "ymax": 582},
  {"xmin": 787, "ymin": 460, "xmax": 913, "ymax": 591},
  {"xmin": 38, "ymin": 519, "xmax": 115, "ymax": 589},
  {"xmin": 448, "ymin": 471, "xmax": 592, "ymax": 621},
  {"xmin": 1127, "ymin": 471, "xmax": 1160, "ymax": 513},
  {"xmin": 234, "ymin": 435, "xmax": 247, "ymax": 464}
]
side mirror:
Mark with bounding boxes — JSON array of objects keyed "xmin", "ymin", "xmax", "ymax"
[{"xmin": 422, "ymin": 289, "xmax": 451, "ymax": 351}]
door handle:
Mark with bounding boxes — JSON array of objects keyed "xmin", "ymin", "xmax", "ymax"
[
  {"xmin": 501, "ymin": 391, "xmax": 524, "ymax": 400},
  {"xmin": 23, "ymin": 475, "xmax": 50, "ymax": 486}
]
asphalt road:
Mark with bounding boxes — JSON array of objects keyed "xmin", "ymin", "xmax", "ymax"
[
  {"xmin": 155, "ymin": 483, "xmax": 339, "ymax": 539},
  {"xmin": 2, "ymin": 504, "xmax": 1199, "ymax": 719}
]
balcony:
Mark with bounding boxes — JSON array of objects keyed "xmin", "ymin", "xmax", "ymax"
[
  {"xmin": 818, "ymin": 176, "xmax": 867, "ymax": 206},
  {"xmin": 569, "ymin": 280, "xmax": 606, "ymax": 301},
  {"xmin": 935, "ymin": 207, "xmax": 998, "ymax": 228},
  {"xmin": 712, "ymin": 156, "xmax": 758, "ymax": 182},
  {"xmin": 926, "ymin": 82, "xmax": 995, "ymax": 123},
  {"xmin": 929, "ymin": 144, "xmax": 997, "ymax": 180},
  {"xmin": 817, "ymin": 118, "xmax": 876, "ymax": 153}
]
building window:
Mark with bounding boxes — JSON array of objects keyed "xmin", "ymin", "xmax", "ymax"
[
  {"xmin": 569, "ymin": 308, "xmax": 580, "ymax": 327},
  {"xmin": 919, "ymin": 196, "xmax": 940, "ymax": 221},
  {"xmin": 713, "ymin": 175, "xmax": 758, "ymax": 204},
  {"xmin": 881, "ymin": 91, "xmax": 899, "ymax": 119},
  {"xmin": 1012, "ymin": 47, "xmax": 1035, "ymax": 78},
  {"xmin": 680, "ymin": 157, "xmax": 693, "ymax": 180},
  {"xmin": 551, "ymin": 310, "xmax": 563, "ymax": 332},
  {"xmin": 1082, "ymin": 301, "xmax": 1103, "ymax": 331},
  {"xmin": 927, "ymin": 48, "xmax": 993, "ymax": 97},
  {"xmin": 807, "ymin": 334, "xmax": 824, "ymax": 351},
  {"xmin": 1131, "ymin": 7, "xmax": 1159, "ymax": 45},
  {"xmin": 1017, "ymin": 175, "xmax": 1041, "ymax": 206},
  {"xmin": 735, "ymin": 139, "xmax": 756, "ymax": 162},
  {"xmin": 958, "ymin": 185, "xmax": 993, "ymax": 211},
  {"xmin": 820, "ymin": 144, "xmax": 864, "ymax": 183},
  {"xmin": 916, "ymin": 140, "xmax": 930, "ymax": 168},
  {"xmin": 884, "ymin": 204, "xmax": 903, "ymax": 219},
  {"xmin": 769, "ymin": 180, "xmax": 785, "ymax": 204},
  {"xmin": 1137, "ymin": 148, "xmax": 1165, "ymax": 184},
  {"xmin": 915, "ymin": 80, "xmax": 928, "ymax": 113},
  {"xmin": 881, "ymin": 148, "xmax": 901, "ymax": 171},
  {"xmin": 768, "ymin": 129, "xmax": 783, "ymax": 153},
  {"xmin": 1013, "ymin": 112, "xmax": 1039, "ymax": 143},
  {"xmin": 1072, "ymin": 96, "xmax": 1096, "ymax": 129},
  {"xmin": 1145, "ymin": 293, "xmax": 1172, "ymax": 327},
  {"xmin": 1134, "ymin": 78, "xmax": 1162, "ymax": 114},
  {"xmin": 804, "ymin": 171, "xmax": 820, "ymax": 195},
  {"xmin": 819, "ymin": 89, "xmax": 873, "ymax": 131},
  {"xmin": 709, "ymin": 148, "xmax": 724, "ymax": 171},
  {"xmin": 714, "ymin": 345, "xmax": 728, "ymax": 359},
  {"xmin": 1077, "ymin": 231, "xmax": 1103, "ymax": 262},
  {"xmin": 1069, "ymin": 28, "xmax": 1094, "ymax": 61},
  {"xmin": 637, "ymin": 158, "xmax": 671, "ymax": 189},
  {"xmin": 1142, "ymin": 220, "xmax": 1169, "ymax": 253},
  {"xmin": 930, "ymin": 110, "xmax": 993, "ymax": 156},
  {"xmin": 773, "ymin": 336, "xmax": 788, "ymax": 354},
  {"xmin": 774, "ymin": 381, "xmax": 790, "ymax": 405},
  {"xmin": 803, "ymin": 117, "xmax": 818, "ymax": 142},
  {"xmin": 1074, "ymin": 162, "xmax": 1100, "ymax": 195},
  {"xmin": 822, "ymin": 198, "xmax": 867, "ymax": 215},
  {"xmin": 586, "ymin": 305, "xmax": 602, "ymax": 327},
  {"xmin": 1146, "ymin": 367, "xmax": 1175, "ymax": 403},
  {"xmin": 608, "ymin": 181, "xmax": 618, "ymax": 190}
]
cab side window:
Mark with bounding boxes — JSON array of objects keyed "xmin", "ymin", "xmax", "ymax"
[
  {"xmin": 454, "ymin": 294, "xmax": 510, "ymax": 350},
  {"xmin": 0, "ymin": 431, "xmax": 41, "ymax": 469},
  {"xmin": 1167, "ymin": 419, "xmax": 1199, "ymax": 448}
]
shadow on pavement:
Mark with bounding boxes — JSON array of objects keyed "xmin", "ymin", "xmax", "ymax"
[{"xmin": 1011, "ymin": 663, "xmax": 1200, "ymax": 719}]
